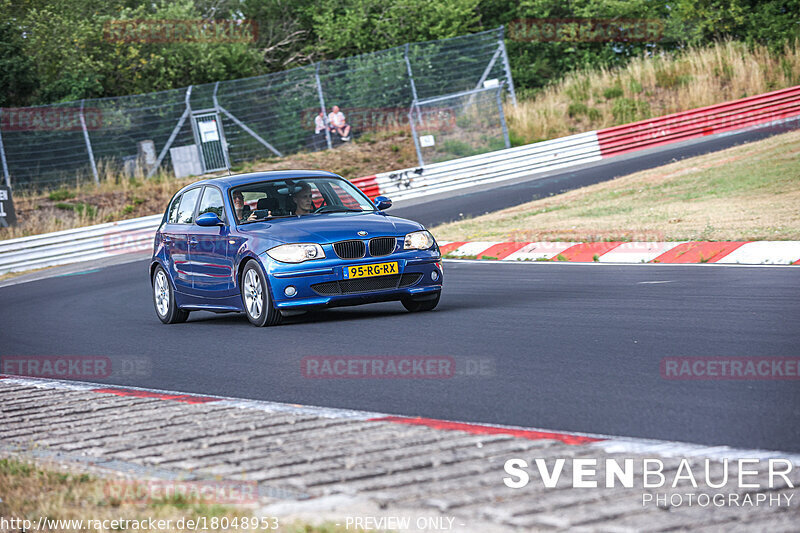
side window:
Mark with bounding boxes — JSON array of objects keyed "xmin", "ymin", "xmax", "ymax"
[
  {"xmin": 167, "ymin": 194, "xmax": 182, "ymax": 224},
  {"xmin": 176, "ymin": 188, "xmax": 201, "ymax": 224},
  {"xmin": 198, "ymin": 187, "xmax": 225, "ymax": 220}
]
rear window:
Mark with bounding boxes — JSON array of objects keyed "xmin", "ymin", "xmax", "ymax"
[{"xmin": 167, "ymin": 194, "xmax": 182, "ymax": 224}]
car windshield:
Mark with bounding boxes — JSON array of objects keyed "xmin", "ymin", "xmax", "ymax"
[{"xmin": 231, "ymin": 177, "xmax": 376, "ymax": 224}]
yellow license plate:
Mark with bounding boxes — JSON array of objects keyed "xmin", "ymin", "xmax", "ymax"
[{"xmin": 344, "ymin": 262, "xmax": 398, "ymax": 279}]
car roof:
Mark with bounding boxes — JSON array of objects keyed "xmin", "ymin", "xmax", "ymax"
[{"xmin": 180, "ymin": 170, "xmax": 343, "ymax": 192}]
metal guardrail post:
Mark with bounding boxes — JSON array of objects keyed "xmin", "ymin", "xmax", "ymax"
[
  {"xmin": 315, "ymin": 63, "xmax": 333, "ymax": 150},
  {"xmin": 0, "ymin": 109, "xmax": 10, "ymax": 187},
  {"xmin": 79, "ymin": 100, "xmax": 100, "ymax": 184},
  {"xmin": 404, "ymin": 44, "xmax": 423, "ymax": 124},
  {"xmin": 498, "ymin": 26, "xmax": 517, "ymax": 106},
  {"xmin": 496, "ymin": 86, "xmax": 511, "ymax": 149},
  {"xmin": 147, "ymin": 86, "xmax": 193, "ymax": 178}
]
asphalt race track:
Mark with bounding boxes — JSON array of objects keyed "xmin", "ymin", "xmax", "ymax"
[
  {"xmin": 2, "ymin": 259, "xmax": 799, "ymax": 453},
  {"xmin": 391, "ymin": 121, "xmax": 800, "ymax": 227}
]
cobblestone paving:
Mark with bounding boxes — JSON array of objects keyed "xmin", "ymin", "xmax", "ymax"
[{"xmin": 1, "ymin": 379, "xmax": 798, "ymax": 532}]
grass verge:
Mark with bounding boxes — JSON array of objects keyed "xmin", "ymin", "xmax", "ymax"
[
  {"xmin": 430, "ymin": 129, "xmax": 800, "ymax": 243},
  {"xmin": 0, "ymin": 457, "xmax": 366, "ymax": 533}
]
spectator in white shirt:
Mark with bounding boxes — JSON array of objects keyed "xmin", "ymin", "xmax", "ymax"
[
  {"xmin": 314, "ymin": 111, "xmax": 327, "ymax": 135},
  {"xmin": 328, "ymin": 105, "xmax": 351, "ymax": 141}
]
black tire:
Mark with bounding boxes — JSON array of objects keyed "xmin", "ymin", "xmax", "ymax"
[
  {"xmin": 152, "ymin": 265, "xmax": 189, "ymax": 324},
  {"xmin": 241, "ymin": 261, "xmax": 282, "ymax": 327},
  {"xmin": 401, "ymin": 291, "xmax": 441, "ymax": 312}
]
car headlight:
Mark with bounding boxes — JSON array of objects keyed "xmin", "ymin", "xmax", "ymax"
[
  {"xmin": 266, "ymin": 243, "xmax": 325, "ymax": 263},
  {"xmin": 403, "ymin": 230, "xmax": 435, "ymax": 250}
]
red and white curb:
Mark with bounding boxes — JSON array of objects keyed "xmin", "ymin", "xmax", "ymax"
[
  {"xmin": 3, "ymin": 374, "xmax": 797, "ymax": 464},
  {"xmin": 438, "ymin": 241, "xmax": 800, "ymax": 265}
]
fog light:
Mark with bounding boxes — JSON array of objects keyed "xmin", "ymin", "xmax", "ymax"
[
  {"xmin": 431, "ymin": 270, "xmax": 439, "ymax": 281},
  {"xmin": 284, "ymin": 286, "xmax": 297, "ymax": 297}
]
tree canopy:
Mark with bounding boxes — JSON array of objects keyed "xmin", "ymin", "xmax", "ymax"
[{"xmin": 2, "ymin": 0, "xmax": 798, "ymax": 106}]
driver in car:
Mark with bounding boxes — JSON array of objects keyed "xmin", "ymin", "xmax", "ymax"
[{"xmin": 292, "ymin": 182, "xmax": 315, "ymax": 216}]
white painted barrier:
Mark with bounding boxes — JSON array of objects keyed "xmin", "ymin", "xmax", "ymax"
[
  {"xmin": 0, "ymin": 215, "xmax": 161, "ymax": 274},
  {"xmin": 367, "ymin": 131, "xmax": 601, "ymax": 202}
]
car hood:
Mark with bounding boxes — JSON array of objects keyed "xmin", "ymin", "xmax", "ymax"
[{"xmin": 238, "ymin": 212, "xmax": 425, "ymax": 245}]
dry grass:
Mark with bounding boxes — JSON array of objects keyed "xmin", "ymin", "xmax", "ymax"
[
  {"xmin": 507, "ymin": 40, "xmax": 800, "ymax": 143},
  {"xmin": 430, "ymin": 128, "xmax": 800, "ymax": 243},
  {"xmin": 0, "ymin": 457, "xmax": 367, "ymax": 533}
]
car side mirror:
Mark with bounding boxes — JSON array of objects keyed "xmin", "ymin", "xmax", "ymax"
[
  {"xmin": 374, "ymin": 196, "xmax": 392, "ymax": 210},
  {"xmin": 196, "ymin": 212, "xmax": 224, "ymax": 226}
]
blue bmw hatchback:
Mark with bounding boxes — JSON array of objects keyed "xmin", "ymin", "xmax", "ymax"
[{"xmin": 150, "ymin": 171, "xmax": 443, "ymax": 326}]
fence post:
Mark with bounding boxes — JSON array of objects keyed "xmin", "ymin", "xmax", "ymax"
[
  {"xmin": 315, "ymin": 63, "xmax": 333, "ymax": 150},
  {"xmin": 212, "ymin": 81, "xmax": 232, "ymax": 170},
  {"xmin": 409, "ymin": 106, "xmax": 425, "ymax": 168},
  {"xmin": 79, "ymin": 100, "xmax": 100, "ymax": 184},
  {"xmin": 496, "ymin": 86, "xmax": 511, "ymax": 149},
  {"xmin": 0, "ymin": 109, "xmax": 10, "ymax": 187},
  {"xmin": 147, "ymin": 85, "xmax": 193, "ymax": 178},
  {"xmin": 404, "ymin": 43, "xmax": 423, "ymax": 124},
  {"xmin": 498, "ymin": 26, "xmax": 517, "ymax": 106}
]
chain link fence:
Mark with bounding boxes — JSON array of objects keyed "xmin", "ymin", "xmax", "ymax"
[
  {"xmin": 410, "ymin": 85, "xmax": 510, "ymax": 166},
  {"xmin": 0, "ymin": 27, "xmax": 515, "ymax": 191}
]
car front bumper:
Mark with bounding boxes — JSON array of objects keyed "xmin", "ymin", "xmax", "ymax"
[{"xmin": 263, "ymin": 250, "xmax": 442, "ymax": 309}]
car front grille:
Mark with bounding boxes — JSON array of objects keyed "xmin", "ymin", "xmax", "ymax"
[
  {"xmin": 311, "ymin": 272, "xmax": 423, "ymax": 296},
  {"xmin": 333, "ymin": 240, "xmax": 366, "ymax": 259},
  {"xmin": 368, "ymin": 237, "xmax": 396, "ymax": 257}
]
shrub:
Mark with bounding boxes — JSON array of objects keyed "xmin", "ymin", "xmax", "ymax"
[
  {"xmin": 603, "ymin": 85, "xmax": 624, "ymax": 99},
  {"xmin": 48, "ymin": 189, "xmax": 74, "ymax": 201},
  {"xmin": 567, "ymin": 102, "xmax": 588, "ymax": 117}
]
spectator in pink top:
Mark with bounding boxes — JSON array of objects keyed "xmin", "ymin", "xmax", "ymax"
[{"xmin": 328, "ymin": 105, "xmax": 351, "ymax": 141}]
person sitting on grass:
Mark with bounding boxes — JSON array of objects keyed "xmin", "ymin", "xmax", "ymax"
[{"xmin": 328, "ymin": 105, "xmax": 351, "ymax": 141}]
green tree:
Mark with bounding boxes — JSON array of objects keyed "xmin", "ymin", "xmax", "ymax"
[{"xmin": 307, "ymin": 0, "xmax": 482, "ymax": 56}]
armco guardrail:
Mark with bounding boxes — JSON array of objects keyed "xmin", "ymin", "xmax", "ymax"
[
  {"xmin": 353, "ymin": 84, "xmax": 800, "ymax": 201},
  {"xmin": 1, "ymin": 85, "xmax": 799, "ymax": 275},
  {"xmin": 0, "ymin": 215, "xmax": 160, "ymax": 274},
  {"xmin": 597, "ymin": 85, "xmax": 800, "ymax": 157},
  {"xmin": 352, "ymin": 131, "xmax": 601, "ymax": 202}
]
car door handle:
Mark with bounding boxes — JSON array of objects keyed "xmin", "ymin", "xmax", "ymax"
[{"xmin": 189, "ymin": 238, "xmax": 198, "ymax": 246}]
